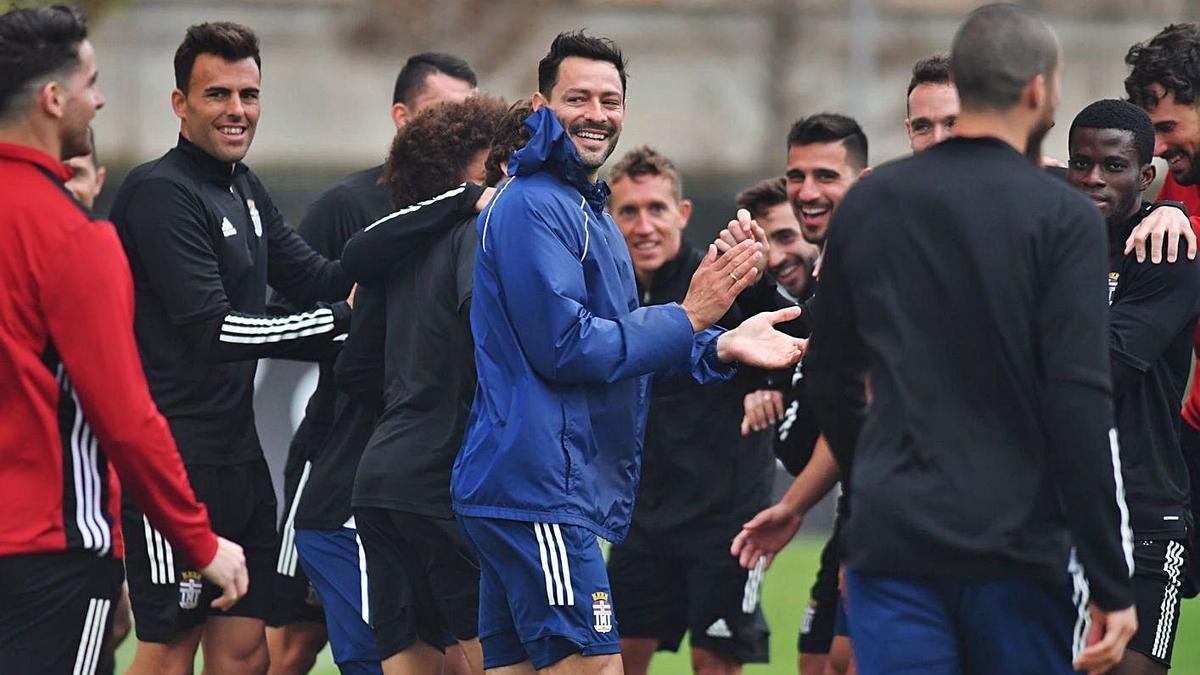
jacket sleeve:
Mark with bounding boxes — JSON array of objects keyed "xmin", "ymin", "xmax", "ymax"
[
  {"xmin": 333, "ymin": 285, "xmax": 386, "ymax": 398},
  {"xmin": 489, "ymin": 197, "xmax": 706, "ymax": 385},
  {"xmin": 40, "ymin": 220, "xmax": 218, "ymax": 568},
  {"xmin": 1038, "ymin": 199, "xmax": 1135, "ymax": 611},
  {"xmin": 775, "ymin": 363, "xmax": 822, "ymax": 475},
  {"xmin": 254, "ymin": 178, "xmax": 352, "ymax": 308},
  {"xmin": 120, "ymin": 177, "xmax": 350, "ymax": 363},
  {"xmin": 1109, "ymin": 257, "xmax": 1200, "ymax": 391},
  {"xmin": 342, "ymin": 183, "xmax": 487, "ymax": 283}
]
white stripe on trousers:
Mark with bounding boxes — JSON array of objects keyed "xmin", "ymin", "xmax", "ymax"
[
  {"xmin": 355, "ymin": 531, "xmax": 371, "ymax": 624},
  {"xmin": 1069, "ymin": 549, "xmax": 1092, "ymax": 663},
  {"xmin": 742, "ymin": 557, "xmax": 766, "ymax": 613},
  {"xmin": 72, "ymin": 597, "xmax": 111, "ymax": 675},
  {"xmin": 533, "ymin": 523, "xmax": 574, "ymax": 606},
  {"xmin": 1152, "ymin": 541, "xmax": 1186, "ymax": 659},
  {"xmin": 277, "ymin": 461, "xmax": 312, "ymax": 576},
  {"xmin": 142, "ymin": 515, "xmax": 175, "ymax": 584}
]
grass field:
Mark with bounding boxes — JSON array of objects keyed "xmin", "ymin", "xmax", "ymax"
[{"xmin": 115, "ymin": 537, "xmax": 1200, "ymax": 674}]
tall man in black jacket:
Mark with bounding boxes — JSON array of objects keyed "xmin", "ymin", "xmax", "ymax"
[
  {"xmin": 806, "ymin": 5, "xmax": 1137, "ymax": 674},
  {"xmin": 1066, "ymin": 99, "xmax": 1200, "ymax": 675},
  {"xmin": 267, "ymin": 51, "xmax": 477, "ymax": 675},
  {"xmin": 110, "ymin": 22, "xmax": 352, "ymax": 675}
]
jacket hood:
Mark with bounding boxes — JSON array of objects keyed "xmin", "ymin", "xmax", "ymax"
[{"xmin": 508, "ymin": 107, "xmax": 611, "ymax": 211}]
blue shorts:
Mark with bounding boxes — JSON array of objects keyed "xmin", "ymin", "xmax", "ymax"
[
  {"xmin": 844, "ymin": 569, "xmax": 1083, "ymax": 675},
  {"xmin": 833, "ymin": 595, "xmax": 849, "ymax": 638},
  {"xmin": 457, "ymin": 516, "xmax": 621, "ymax": 670},
  {"xmin": 293, "ymin": 528, "xmax": 382, "ymax": 675}
]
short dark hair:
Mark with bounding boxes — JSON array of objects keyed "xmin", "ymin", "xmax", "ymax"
[
  {"xmin": 383, "ymin": 95, "xmax": 508, "ymax": 209},
  {"xmin": 485, "ymin": 99, "xmax": 532, "ymax": 186},
  {"xmin": 607, "ymin": 146, "xmax": 683, "ymax": 201},
  {"xmin": 908, "ymin": 54, "xmax": 951, "ymax": 98},
  {"xmin": 392, "ymin": 52, "xmax": 477, "ymax": 106},
  {"xmin": 538, "ymin": 31, "xmax": 627, "ymax": 99},
  {"xmin": 1125, "ymin": 23, "xmax": 1200, "ymax": 109},
  {"xmin": 735, "ymin": 177, "xmax": 788, "ymax": 220},
  {"xmin": 0, "ymin": 5, "xmax": 87, "ymax": 121},
  {"xmin": 174, "ymin": 22, "xmax": 260, "ymax": 93},
  {"xmin": 1069, "ymin": 99, "xmax": 1156, "ymax": 166},
  {"xmin": 950, "ymin": 3, "xmax": 1059, "ymax": 112},
  {"xmin": 786, "ymin": 113, "xmax": 868, "ymax": 170}
]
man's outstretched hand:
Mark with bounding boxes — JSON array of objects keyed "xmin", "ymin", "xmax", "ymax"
[
  {"xmin": 730, "ymin": 503, "xmax": 803, "ymax": 570},
  {"xmin": 681, "ymin": 240, "xmax": 762, "ymax": 332},
  {"xmin": 201, "ymin": 536, "xmax": 249, "ymax": 611},
  {"xmin": 716, "ymin": 306, "xmax": 806, "ymax": 368}
]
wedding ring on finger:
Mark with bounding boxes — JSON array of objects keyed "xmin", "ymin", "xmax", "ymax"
[{"xmin": 729, "ymin": 273, "xmax": 739, "ymax": 282}]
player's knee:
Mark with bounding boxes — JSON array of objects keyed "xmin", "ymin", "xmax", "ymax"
[{"xmin": 691, "ymin": 646, "xmax": 740, "ymax": 675}]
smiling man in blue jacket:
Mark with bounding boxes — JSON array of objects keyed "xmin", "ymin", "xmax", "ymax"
[{"xmin": 450, "ymin": 32, "xmax": 806, "ymax": 675}]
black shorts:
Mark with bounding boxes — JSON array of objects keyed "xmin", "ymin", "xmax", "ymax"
[
  {"xmin": 268, "ymin": 460, "xmax": 324, "ymax": 627},
  {"xmin": 1177, "ymin": 420, "xmax": 1200, "ymax": 596},
  {"xmin": 0, "ymin": 552, "xmax": 122, "ymax": 675},
  {"xmin": 606, "ymin": 545, "xmax": 770, "ymax": 664},
  {"xmin": 798, "ymin": 529, "xmax": 841, "ymax": 654},
  {"xmin": 353, "ymin": 508, "xmax": 480, "ymax": 659},
  {"xmin": 1127, "ymin": 539, "xmax": 1189, "ymax": 667},
  {"xmin": 123, "ymin": 459, "xmax": 278, "ymax": 643}
]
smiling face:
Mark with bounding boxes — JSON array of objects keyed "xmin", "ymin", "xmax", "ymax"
[
  {"xmin": 1143, "ymin": 84, "xmax": 1200, "ymax": 186},
  {"xmin": 533, "ymin": 56, "xmax": 624, "ymax": 176},
  {"xmin": 1068, "ymin": 127, "xmax": 1153, "ymax": 228},
  {"xmin": 609, "ymin": 173, "xmax": 690, "ymax": 285},
  {"xmin": 785, "ymin": 140, "xmax": 860, "ymax": 245},
  {"xmin": 759, "ymin": 201, "xmax": 818, "ymax": 297},
  {"xmin": 906, "ymin": 82, "xmax": 959, "ymax": 153},
  {"xmin": 172, "ymin": 53, "xmax": 261, "ymax": 164}
]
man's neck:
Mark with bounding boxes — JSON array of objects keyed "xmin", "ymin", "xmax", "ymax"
[
  {"xmin": 635, "ymin": 267, "xmax": 654, "ymax": 289},
  {"xmin": 952, "ymin": 109, "xmax": 1032, "ymax": 156},
  {"xmin": 0, "ymin": 119, "xmax": 61, "ymax": 160}
]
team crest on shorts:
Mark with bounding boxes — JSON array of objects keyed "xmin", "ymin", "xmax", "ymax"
[
  {"xmin": 178, "ymin": 571, "xmax": 203, "ymax": 610},
  {"xmin": 591, "ymin": 592, "xmax": 613, "ymax": 634},
  {"xmin": 1108, "ymin": 272, "xmax": 1120, "ymax": 305}
]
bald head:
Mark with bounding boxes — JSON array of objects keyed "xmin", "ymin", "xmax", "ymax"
[{"xmin": 951, "ymin": 3, "xmax": 1060, "ymax": 113}]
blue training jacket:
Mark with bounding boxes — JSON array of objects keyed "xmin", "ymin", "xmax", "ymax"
[{"xmin": 451, "ymin": 108, "xmax": 732, "ymax": 542}]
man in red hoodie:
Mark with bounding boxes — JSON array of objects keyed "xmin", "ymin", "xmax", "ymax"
[{"xmin": 0, "ymin": 6, "xmax": 247, "ymax": 674}]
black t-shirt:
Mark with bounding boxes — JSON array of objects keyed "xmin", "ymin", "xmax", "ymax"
[
  {"xmin": 807, "ymin": 136, "xmax": 1134, "ymax": 611},
  {"xmin": 272, "ymin": 166, "xmax": 391, "ymax": 489},
  {"xmin": 620, "ymin": 243, "xmax": 792, "ymax": 554},
  {"xmin": 110, "ymin": 136, "xmax": 350, "ymax": 466},
  {"xmin": 1108, "ymin": 204, "xmax": 1200, "ymax": 539},
  {"xmin": 350, "ymin": 216, "xmax": 477, "ymax": 517}
]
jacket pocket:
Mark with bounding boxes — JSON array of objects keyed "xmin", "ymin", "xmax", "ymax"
[{"xmin": 560, "ymin": 400, "xmax": 573, "ymax": 495}]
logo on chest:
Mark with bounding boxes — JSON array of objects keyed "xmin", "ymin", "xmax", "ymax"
[
  {"xmin": 247, "ymin": 199, "xmax": 263, "ymax": 237},
  {"xmin": 221, "ymin": 217, "xmax": 237, "ymax": 238},
  {"xmin": 1108, "ymin": 272, "xmax": 1120, "ymax": 306}
]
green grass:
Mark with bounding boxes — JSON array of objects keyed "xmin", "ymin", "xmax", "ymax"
[{"xmin": 116, "ymin": 538, "xmax": 1200, "ymax": 674}]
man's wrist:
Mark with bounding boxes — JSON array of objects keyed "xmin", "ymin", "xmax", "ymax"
[{"xmin": 1149, "ymin": 199, "xmax": 1190, "ymax": 218}]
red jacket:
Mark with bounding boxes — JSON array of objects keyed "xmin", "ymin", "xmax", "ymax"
[
  {"xmin": 0, "ymin": 142, "xmax": 216, "ymax": 567},
  {"xmin": 1157, "ymin": 174, "xmax": 1200, "ymax": 431}
]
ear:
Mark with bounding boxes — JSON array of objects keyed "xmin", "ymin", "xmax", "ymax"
[
  {"xmin": 171, "ymin": 88, "xmax": 187, "ymax": 120},
  {"xmin": 1139, "ymin": 162, "xmax": 1156, "ymax": 192},
  {"xmin": 391, "ymin": 102, "xmax": 410, "ymax": 130},
  {"xmin": 1025, "ymin": 73, "xmax": 1047, "ymax": 110},
  {"xmin": 531, "ymin": 91, "xmax": 549, "ymax": 111},
  {"xmin": 904, "ymin": 118, "xmax": 913, "ymax": 137},
  {"xmin": 858, "ymin": 166, "xmax": 873, "ymax": 179},
  {"xmin": 677, "ymin": 199, "xmax": 693, "ymax": 229},
  {"xmin": 94, "ymin": 166, "xmax": 107, "ymax": 197},
  {"xmin": 39, "ymin": 80, "xmax": 66, "ymax": 120}
]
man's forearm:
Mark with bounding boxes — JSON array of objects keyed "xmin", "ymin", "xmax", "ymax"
[{"xmin": 779, "ymin": 436, "xmax": 840, "ymax": 516}]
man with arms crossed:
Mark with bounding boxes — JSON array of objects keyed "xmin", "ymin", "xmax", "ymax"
[
  {"xmin": 111, "ymin": 21, "xmax": 352, "ymax": 675},
  {"xmin": 806, "ymin": 5, "xmax": 1136, "ymax": 673},
  {"xmin": 1066, "ymin": 99, "xmax": 1200, "ymax": 675},
  {"xmin": 451, "ymin": 31, "xmax": 805, "ymax": 675},
  {"xmin": 0, "ymin": 6, "xmax": 246, "ymax": 674}
]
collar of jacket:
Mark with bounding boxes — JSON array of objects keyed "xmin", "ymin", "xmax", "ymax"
[
  {"xmin": 175, "ymin": 135, "xmax": 248, "ymax": 188},
  {"xmin": 0, "ymin": 141, "xmax": 72, "ymax": 182},
  {"xmin": 639, "ymin": 241, "xmax": 700, "ymax": 300},
  {"xmin": 507, "ymin": 107, "xmax": 611, "ymax": 212}
]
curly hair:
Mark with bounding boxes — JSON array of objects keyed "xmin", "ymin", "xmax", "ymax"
[
  {"xmin": 1125, "ymin": 23, "xmax": 1200, "ymax": 108},
  {"xmin": 383, "ymin": 95, "xmax": 509, "ymax": 209},
  {"xmin": 485, "ymin": 99, "xmax": 532, "ymax": 187}
]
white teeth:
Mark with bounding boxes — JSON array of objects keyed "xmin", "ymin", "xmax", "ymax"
[
  {"xmin": 635, "ymin": 242, "xmax": 657, "ymax": 250},
  {"xmin": 800, "ymin": 208, "xmax": 828, "ymax": 216},
  {"xmin": 219, "ymin": 127, "xmax": 245, "ymax": 135},
  {"xmin": 577, "ymin": 131, "xmax": 606, "ymax": 141},
  {"xmin": 776, "ymin": 264, "xmax": 798, "ymax": 277}
]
